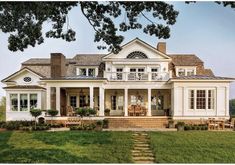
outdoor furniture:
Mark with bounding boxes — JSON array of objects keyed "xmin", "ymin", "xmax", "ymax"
[
  {"xmin": 208, "ymin": 118, "xmax": 219, "ymax": 130},
  {"xmin": 65, "ymin": 117, "xmax": 81, "ymax": 127},
  {"xmin": 128, "ymin": 105, "xmax": 135, "ymax": 116},
  {"xmin": 135, "ymin": 105, "xmax": 142, "ymax": 116},
  {"xmin": 67, "ymin": 106, "xmax": 76, "ymax": 116},
  {"xmin": 224, "ymin": 119, "xmax": 234, "ymax": 129}
]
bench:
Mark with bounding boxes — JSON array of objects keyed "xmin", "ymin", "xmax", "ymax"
[{"xmin": 65, "ymin": 117, "xmax": 81, "ymax": 127}]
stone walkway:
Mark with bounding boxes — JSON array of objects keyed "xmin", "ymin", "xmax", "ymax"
[{"xmin": 132, "ymin": 132, "xmax": 155, "ymax": 163}]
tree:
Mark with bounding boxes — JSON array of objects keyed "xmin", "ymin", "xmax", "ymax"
[
  {"xmin": 229, "ymin": 99, "xmax": 235, "ymax": 116},
  {"xmin": 30, "ymin": 109, "xmax": 42, "ymax": 129},
  {"xmin": 47, "ymin": 109, "xmax": 59, "ymax": 125},
  {"xmin": 0, "ymin": 97, "xmax": 6, "ymax": 121},
  {"xmin": 0, "ymin": 2, "xmax": 234, "ymax": 53},
  {"xmin": 0, "ymin": 2, "xmax": 178, "ymax": 53}
]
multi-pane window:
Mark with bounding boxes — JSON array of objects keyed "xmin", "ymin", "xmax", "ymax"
[
  {"xmin": 117, "ymin": 96, "xmax": 124, "ymax": 110},
  {"xmin": 88, "ymin": 68, "xmax": 95, "ymax": 77},
  {"xmin": 111, "ymin": 96, "xmax": 117, "ymax": 110},
  {"xmin": 116, "ymin": 68, "xmax": 123, "ymax": 80},
  {"xmin": 189, "ymin": 90, "xmax": 194, "ymax": 109},
  {"xmin": 80, "ymin": 68, "xmax": 87, "ymax": 76},
  {"xmin": 10, "ymin": 94, "xmax": 18, "ymax": 111},
  {"xmin": 196, "ymin": 90, "xmax": 206, "ymax": 109},
  {"xmin": 187, "ymin": 69, "xmax": 195, "ymax": 76},
  {"xmin": 178, "ymin": 68, "xmax": 185, "ymax": 76},
  {"xmin": 20, "ymin": 94, "xmax": 28, "ymax": 111},
  {"xmin": 70, "ymin": 96, "xmax": 77, "ymax": 107},
  {"xmin": 130, "ymin": 68, "xmax": 136, "ymax": 72},
  {"xmin": 30, "ymin": 94, "xmax": 38, "ymax": 109},
  {"xmin": 138, "ymin": 68, "xmax": 144, "ymax": 72},
  {"xmin": 208, "ymin": 90, "xmax": 214, "ymax": 109}
]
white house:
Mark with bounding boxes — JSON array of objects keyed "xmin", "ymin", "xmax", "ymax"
[{"xmin": 1, "ymin": 38, "xmax": 234, "ymax": 126}]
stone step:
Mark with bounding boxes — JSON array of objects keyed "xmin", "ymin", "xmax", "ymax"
[
  {"xmin": 134, "ymin": 144, "xmax": 150, "ymax": 147},
  {"xmin": 134, "ymin": 160, "xmax": 154, "ymax": 164},
  {"xmin": 132, "ymin": 152, "xmax": 154, "ymax": 157},
  {"xmin": 133, "ymin": 147, "xmax": 152, "ymax": 151},
  {"xmin": 134, "ymin": 141, "xmax": 148, "ymax": 144},
  {"xmin": 133, "ymin": 157, "xmax": 155, "ymax": 161},
  {"xmin": 132, "ymin": 150, "xmax": 153, "ymax": 153}
]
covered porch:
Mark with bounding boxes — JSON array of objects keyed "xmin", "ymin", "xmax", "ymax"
[{"xmin": 46, "ymin": 85, "xmax": 171, "ymax": 117}]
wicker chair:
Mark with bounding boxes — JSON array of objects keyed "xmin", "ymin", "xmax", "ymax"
[
  {"xmin": 128, "ymin": 105, "xmax": 135, "ymax": 116},
  {"xmin": 67, "ymin": 106, "xmax": 75, "ymax": 116}
]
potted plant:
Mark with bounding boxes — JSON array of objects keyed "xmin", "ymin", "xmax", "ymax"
[
  {"xmin": 168, "ymin": 119, "xmax": 174, "ymax": 128},
  {"xmin": 88, "ymin": 108, "xmax": 97, "ymax": 117},
  {"xmin": 30, "ymin": 109, "xmax": 42, "ymax": 130},
  {"xmin": 47, "ymin": 109, "xmax": 59, "ymax": 125},
  {"xmin": 75, "ymin": 107, "xmax": 87, "ymax": 126},
  {"xmin": 104, "ymin": 108, "xmax": 110, "ymax": 116},
  {"xmin": 176, "ymin": 121, "xmax": 185, "ymax": 131}
]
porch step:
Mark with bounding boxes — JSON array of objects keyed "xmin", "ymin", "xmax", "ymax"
[{"xmin": 107, "ymin": 117, "xmax": 169, "ymax": 129}]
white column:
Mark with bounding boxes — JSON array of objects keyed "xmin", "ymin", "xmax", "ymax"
[
  {"xmin": 46, "ymin": 86, "xmax": 51, "ymax": 110},
  {"xmin": 56, "ymin": 87, "xmax": 61, "ymax": 116},
  {"xmin": 147, "ymin": 88, "xmax": 152, "ymax": 116},
  {"xmin": 89, "ymin": 87, "xmax": 94, "ymax": 109},
  {"xmin": 27, "ymin": 94, "xmax": 30, "ymax": 111},
  {"xmin": 124, "ymin": 88, "xmax": 128, "ymax": 116},
  {"xmin": 17, "ymin": 93, "xmax": 20, "ymax": 111},
  {"xmin": 226, "ymin": 86, "xmax": 229, "ymax": 116},
  {"xmin": 37, "ymin": 92, "xmax": 42, "ymax": 109},
  {"xmin": 99, "ymin": 87, "xmax": 105, "ymax": 116}
]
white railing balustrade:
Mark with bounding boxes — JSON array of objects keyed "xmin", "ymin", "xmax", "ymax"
[{"xmin": 105, "ymin": 72, "xmax": 170, "ymax": 81}]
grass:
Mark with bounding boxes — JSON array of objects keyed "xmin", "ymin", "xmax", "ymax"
[
  {"xmin": 0, "ymin": 131, "xmax": 133, "ymax": 163},
  {"xmin": 149, "ymin": 131, "xmax": 235, "ymax": 163}
]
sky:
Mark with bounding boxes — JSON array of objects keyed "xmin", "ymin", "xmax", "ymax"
[{"xmin": 0, "ymin": 1, "xmax": 235, "ymax": 98}]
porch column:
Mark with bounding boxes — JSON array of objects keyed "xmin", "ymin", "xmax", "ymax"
[
  {"xmin": 99, "ymin": 87, "xmax": 105, "ymax": 116},
  {"xmin": 56, "ymin": 87, "xmax": 61, "ymax": 116},
  {"xmin": 124, "ymin": 88, "xmax": 128, "ymax": 116},
  {"xmin": 147, "ymin": 88, "xmax": 152, "ymax": 116},
  {"xmin": 46, "ymin": 86, "xmax": 51, "ymax": 110},
  {"xmin": 89, "ymin": 86, "xmax": 94, "ymax": 109}
]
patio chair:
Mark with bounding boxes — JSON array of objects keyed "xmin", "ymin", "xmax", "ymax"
[
  {"xmin": 128, "ymin": 105, "xmax": 135, "ymax": 116},
  {"xmin": 67, "ymin": 106, "xmax": 75, "ymax": 116},
  {"xmin": 135, "ymin": 105, "xmax": 142, "ymax": 116},
  {"xmin": 208, "ymin": 118, "xmax": 219, "ymax": 130},
  {"xmin": 224, "ymin": 119, "xmax": 234, "ymax": 129}
]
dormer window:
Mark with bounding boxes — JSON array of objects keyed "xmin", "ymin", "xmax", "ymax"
[
  {"xmin": 80, "ymin": 68, "xmax": 87, "ymax": 76},
  {"xmin": 127, "ymin": 51, "xmax": 148, "ymax": 59},
  {"xmin": 88, "ymin": 68, "xmax": 95, "ymax": 77},
  {"xmin": 177, "ymin": 67, "xmax": 196, "ymax": 77},
  {"xmin": 178, "ymin": 68, "xmax": 186, "ymax": 76},
  {"xmin": 23, "ymin": 76, "xmax": 32, "ymax": 83},
  {"xmin": 78, "ymin": 68, "xmax": 97, "ymax": 77}
]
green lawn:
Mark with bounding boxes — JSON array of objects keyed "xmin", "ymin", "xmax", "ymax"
[
  {"xmin": 0, "ymin": 131, "xmax": 133, "ymax": 163},
  {"xmin": 149, "ymin": 131, "xmax": 235, "ymax": 163}
]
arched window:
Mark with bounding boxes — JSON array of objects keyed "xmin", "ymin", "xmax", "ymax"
[{"xmin": 126, "ymin": 51, "xmax": 148, "ymax": 59}]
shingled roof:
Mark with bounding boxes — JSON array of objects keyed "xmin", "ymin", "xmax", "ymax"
[
  {"xmin": 169, "ymin": 54, "xmax": 203, "ymax": 66},
  {"xmin": 170, "ymin": 75, "xmax": 235, "ymax": 81},
  {"xmin": 73, "ymin": 54, "xmax": 106, "ymax": 66}
]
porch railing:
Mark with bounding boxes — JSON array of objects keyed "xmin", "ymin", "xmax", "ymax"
[{"xmin": 105, "ymin": 72, "xmax": 170, "ymax": 81}]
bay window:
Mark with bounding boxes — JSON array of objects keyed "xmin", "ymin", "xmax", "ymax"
[
  {"xmin": 196, "ymin": 90, "xmax": 206, "ymax": 109},
  {"xmin": 10, "ymin": 94, "xmax": 18, "ymax": 111},
  {"xmin": 20, "ymin": 94, "xmax": 28, "ymax": 111},
  {"xmin": 30, "ymin": 94, "xmax": 38, "ymax": 109}
]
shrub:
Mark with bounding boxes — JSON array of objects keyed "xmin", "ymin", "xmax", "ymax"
[
  {"xmin": 0, "ymin": 121, "xmax": 6, "ymax": 128},
  {"xmin": 96, "ymin": 120, "xmax": 103, "ymax": 126},
  {"xmin": 88, "ymin": 108, "xmax": 97, "ymax": 116},
  {"xmin": 32, "ymin": 125, "xmax": 50, "ymax": 131},
  {"xmin": 103, "ymin": 119, "xmax": 109, "ymax": 128},
  {"xmin": 49, "ymin": 123, "xmax": 64, "ymax": 128},
  {"xmin": 69, "ymin": 123, "xmax": 96, "ymax": 131},
  {"xmin": 20, "ymin": 126, "xmax": 31, "ymax": 131},
  {"xmin": 47, "ymin": 109, "xmax": 59, "ymax": 117}
]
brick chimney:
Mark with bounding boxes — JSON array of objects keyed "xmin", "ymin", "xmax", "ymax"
[
  {"xmin": 50, "ymin": 53, "xmax": 66, "ymax": 78},
  {"xmin": 157, "ymin": 42, "xmax": 166, "ymax": 54}
]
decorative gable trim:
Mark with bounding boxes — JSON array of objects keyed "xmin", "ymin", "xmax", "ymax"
[
  {"xmin": 102, "ymin": 38, "xmax": 171, "ymax": 60},
  {"xmin": 1, "ymin": 67, "xmax": 44, "ymax": 83}
]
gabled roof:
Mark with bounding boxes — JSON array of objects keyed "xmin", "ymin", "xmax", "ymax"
[
  {"xmin": 103, "ymin": 38, "xmax": 171, "ymax": 59},
  {"xmin": 1, "ymin": 67, "xmax": 44, "ymax": 83},
  {"xmin": 168, "ymin": 54, "xmax": 203, "ymax": 66},
  {"xmin": 73, "ymin": 54, "xmax": 106, "ymax": 66}
]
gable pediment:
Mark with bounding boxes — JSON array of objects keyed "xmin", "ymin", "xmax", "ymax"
[{"xmin": 103, "ymin": 38, "xmax": 171, "ymax": 60}]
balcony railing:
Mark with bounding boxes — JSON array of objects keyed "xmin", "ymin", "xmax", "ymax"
[{"xmin": 105, "ymin": 72, "xmax": 170, "ymax": 81}]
